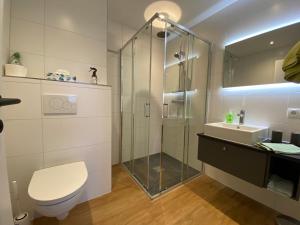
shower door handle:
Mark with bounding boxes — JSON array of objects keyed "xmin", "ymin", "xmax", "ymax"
[
  {"xmin": 144, "ymin": 103, "xmax": 150, "ymax": 117},
  {"xmin": 163, "ymin": 103, "xmax": 169, "ymax": 118}
]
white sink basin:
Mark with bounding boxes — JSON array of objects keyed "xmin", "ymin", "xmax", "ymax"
[{"xmin": 204, "ymin": 122, "xmax": 269, "ymax": 145}]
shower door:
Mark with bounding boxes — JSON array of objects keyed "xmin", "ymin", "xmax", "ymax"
[
  {"xmin": 121, "ymin": 14, "xmax": 209, "ymax": 197},
  {"xmin": 160, "ymin": 26, "xmax": 190, "ymax": 191},
  {"xmin": 131, "ymin": 24, "xmax": 152, "ymax": 189}
]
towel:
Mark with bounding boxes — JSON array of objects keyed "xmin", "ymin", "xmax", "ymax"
[
  {"xmin": 283, "ymin": 64, "xmax": 300, "ymax": 83},
  {"xmin": 257, "ymin": 142, "xmax": 300, "ymax": 154},
  {"xmin": 282, "ymin": 41, "xmax": 300, "ymax": 71},
  {"xmin": 267, "ymin": 174, "xmax": 293, "ymax": 198},
  {"xmin": 283, "ymin": 41, "xmax": 300, "ymax": 83}
]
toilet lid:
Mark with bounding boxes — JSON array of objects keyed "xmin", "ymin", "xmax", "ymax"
[{"xmin": 28, "ymin": 161, "xmax": 88, "ymax": 204}]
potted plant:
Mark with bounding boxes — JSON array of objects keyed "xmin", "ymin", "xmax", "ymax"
[{"xmin": 5, "ymin": 52, "xmax": 27, "ymax": 77}]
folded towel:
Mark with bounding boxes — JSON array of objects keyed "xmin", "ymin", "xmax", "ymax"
[
  {"xmin": 284, "ymin": 63, "xmax": 300, "ymax": 83},
  {"xmin": 285, "ymin": 63, "xmax": 300, "ymax": 76},
  {"xmin": 267, "ymin": 175, "xmax": 293, "ymax": 198},
  {"xmin": 285, "ymin": 73, "xmax": 300, "ymax": 83},
  {"xmin": 282, "ymin": 41, "xmax": 300, "ymax": 71},
  {"xmin": 257, "ymin": 143, "xmax": 300, "ymax": 154}
]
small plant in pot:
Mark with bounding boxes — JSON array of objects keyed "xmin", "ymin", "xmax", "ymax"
[{"xmin": 5, "ymin": 52, "xmax": 28, "ymax": 77}]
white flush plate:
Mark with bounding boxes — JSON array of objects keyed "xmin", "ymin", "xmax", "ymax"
[
  {"xmin": 43, "ymin": 94, "xmax": 77, "ymax": 115},
  {"xmin": 287, "ymin": 108, "xmax": 300, "ymax": 119}
]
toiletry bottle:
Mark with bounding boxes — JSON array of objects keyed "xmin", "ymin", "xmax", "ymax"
[
  {"xmin": 225, "ymin": 112, "xmax": 234, "ymax": 124},
  {"xmin": 90, "ymin": 67, "xmax": 98, "ymax": 84}
]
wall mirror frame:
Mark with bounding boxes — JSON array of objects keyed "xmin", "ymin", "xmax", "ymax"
[{"xmin": 223, "ymin": 22, "xmax": 300, "ymax": 88}]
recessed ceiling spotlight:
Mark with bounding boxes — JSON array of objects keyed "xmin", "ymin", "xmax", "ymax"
[
  {"xmin": 269, "ymin": 41, "xmax": 275, "ymax": 45},
  {"xmin": 144, "ymin": 1, "xmax": 182, "ymax": 28}
]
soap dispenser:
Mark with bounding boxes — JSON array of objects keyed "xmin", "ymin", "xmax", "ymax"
[
  {"xmin": 225, "ymin": 111, "xmax": 234, "ymax": 124},
  {"xmin": 89, "ymin": 67, "xmax": 98, "ymax": 84}
]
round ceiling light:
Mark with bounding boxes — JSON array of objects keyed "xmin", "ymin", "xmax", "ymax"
[{"xmin": 144, "ymin": 1, "xmax": 182, "ymax": 29}]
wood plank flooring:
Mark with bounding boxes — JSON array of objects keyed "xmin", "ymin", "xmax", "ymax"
[{"xmin": 34, "ymin": 165, "xmax": 277, "ymax": 225}]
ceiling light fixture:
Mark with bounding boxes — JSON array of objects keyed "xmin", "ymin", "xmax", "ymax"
[
  {"xmin": 269, "ymin": 41, "xmax": 274, "ymax": 45},
  {"xmin": 144, "ymin": 1, "xmax": 182, "ymax": 28}
]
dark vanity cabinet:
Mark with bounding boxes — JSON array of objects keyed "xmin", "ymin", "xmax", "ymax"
[
  {"xmin": 197, "ymin": 134, "xmax": 269, "ymax": 187},
  {"xmin": 197, "ymin": 133, "xmax": 300, "ymax": 200}
]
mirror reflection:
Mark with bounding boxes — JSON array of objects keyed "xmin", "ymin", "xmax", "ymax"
[{"xmin": 223, "ymin": 22, "xmax": 300, "ymax": 87}]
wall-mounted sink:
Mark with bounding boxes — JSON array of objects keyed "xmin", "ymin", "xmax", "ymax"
[{"xmin": 204, "ymin": 122, "xmax": 269, "ymax": 145}]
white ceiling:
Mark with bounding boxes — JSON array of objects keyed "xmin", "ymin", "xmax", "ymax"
[
  {"xmin": 108, "ymin": 0, "xmax": 226, "ymax": 30},
  {"xmin": 108, "ymin": 0, "xmax": 300, "ymax": 46}
]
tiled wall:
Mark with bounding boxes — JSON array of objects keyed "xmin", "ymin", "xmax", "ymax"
[
  {"xmin": 9, "ymin": 0, "xmax": 107, "ymax": 84},
  {"xmin": 2, "ymin": 76, "xmax": 111, "ymax": 218}
]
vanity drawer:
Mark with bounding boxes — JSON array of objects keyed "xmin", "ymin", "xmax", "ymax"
[{"xmin": 198, "ymin": 135, "xmax": 268, "ymax": 187}]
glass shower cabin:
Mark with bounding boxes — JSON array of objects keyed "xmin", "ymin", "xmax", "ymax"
[{"xmin": 121, "ymin": 14, "xmax": 211, "ymax": 197}]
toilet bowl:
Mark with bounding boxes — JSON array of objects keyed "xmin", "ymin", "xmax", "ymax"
[{"xmin": 28, "ymin": 161, "xmax": 88, "ymax": 220}]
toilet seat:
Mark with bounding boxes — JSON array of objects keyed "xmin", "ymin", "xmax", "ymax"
[{"xmin": 28, "ymin": 161, "xmax": 88, "ymax": 206}]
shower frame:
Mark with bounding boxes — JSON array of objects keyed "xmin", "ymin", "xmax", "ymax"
[{"xmin": 120, "ymin": 13, "xmax": 212, "ymax": 198}]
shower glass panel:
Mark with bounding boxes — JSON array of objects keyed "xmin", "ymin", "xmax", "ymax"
[
  {"xmin": 121, "ymin": 42, "xmax": 133, "ymax": 169},
  {"xmin": 121, "ymin": 14, "xmax": 211, "ymax": 198},
  {"xmin": 161, "ymin": 26, "xmax": 189, "ymax": 191},
  {"xmin": 131, "ymin": 24, "xmax": 152, "ymax": 189},
  {"xmin": 183, "ymin": 35, "xmax": 210, "ymax": 180}
]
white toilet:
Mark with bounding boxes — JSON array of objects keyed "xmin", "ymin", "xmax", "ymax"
[{"xmin": 28, "ymin": 161, "xmax": 88, "ymax": 220}]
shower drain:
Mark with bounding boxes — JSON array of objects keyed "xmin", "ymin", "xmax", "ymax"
[{"xmin": 152, "ymin": 166, "xmax": 165, "ymax": 173}]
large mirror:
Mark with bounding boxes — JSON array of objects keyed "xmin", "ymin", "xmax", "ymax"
[{"xmin": 223, "ymin": 22, "xmax": 300, "ymax": 87}]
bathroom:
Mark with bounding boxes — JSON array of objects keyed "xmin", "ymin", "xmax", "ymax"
[{"xmin": 0, "ymin": 0, "xmax": 300, "ymax": 224}]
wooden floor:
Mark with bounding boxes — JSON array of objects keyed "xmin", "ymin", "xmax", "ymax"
[{"xmin": 34, "ymin": 165, "xmax": 277, "ymax": 225}]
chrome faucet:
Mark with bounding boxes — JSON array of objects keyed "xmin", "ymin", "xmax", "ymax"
[{"xmin": 237, "ymin": 110, "xmax": 245, "ymax": 126}]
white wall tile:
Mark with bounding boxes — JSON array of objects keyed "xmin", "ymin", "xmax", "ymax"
[
  {"xmin": 107, "ymin": 20, "xmax": 122, "ymax": 51},
  {"xmin": 2, "ymin": 80, "xmax": 42, "ymax": 120},
  {"xmin": 121, "ymin": 25, "xmax": 136, "ymax": 46},
  {"xmin": 107, "ymin": 52, "xmax": 120, "ymax": 77},
  {"xmin": 10, "ymin": 19, "xmax": 44, "ymax": 55},
  {"xmin": 43, "ymin": 117, "xmax": 111, "ymax": 152},
  {"xmin": 4, "ymin": 120, "xmax": 43, "ymax": 157},
  {"xmin": 44, "ymin": 144, "xmax": 104, "ymax": 173},
  {"xmin": 45, "ymin": 0, "xmax": 107, "ymax": 41},
  {"xmin": 80, "ymin": 169, "xmax": 111, "ymax": 202},
  {"xmin": 12, "ymin": 51, "xmax": 45, "ymax": 78},
  {"xmin": 9, "ymin": 1, "xmax": 108, "ymax": 84},
  {"xmin": 288, "ymin": 92, "xmax": 300, "ymax": 108},
  {"xmin": 11, "ymin": 0, "xmax": 44, "ymax": 24},
  {"xmin": 244, "ymin": 94, "xmax": 289, "ymax": 126},
  {"xmin": 80, "ymin": 142, "xmax": 111, "ymax": 201},
  {"xmin": 45, "ymin": 26, "xmax": 106, "ymax": 66}
]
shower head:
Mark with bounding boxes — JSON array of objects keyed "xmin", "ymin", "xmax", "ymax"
[{"xmin": 157, "ymin": 31, "xmax": 170, "ymax": 39}]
